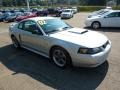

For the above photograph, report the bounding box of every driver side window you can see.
[106,12,119,18]
[18,20,43,35]
[24,21,38,32]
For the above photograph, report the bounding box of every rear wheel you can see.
[11,36,20,48]
[51,47,71,68]
[92,21,101,29]
[3,19,6,22]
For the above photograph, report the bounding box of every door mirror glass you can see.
[104,16,108,18]
[29,24,43,35]
[31,29,39,34]
[31,29,43,35]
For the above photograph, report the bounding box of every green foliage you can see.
[78,6,105,12]
[1,0,120,6]
[78,0,106,6]
[113,6,120,10]
[78,6,120,12]
[1,5,120,12]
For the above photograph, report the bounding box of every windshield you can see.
[63,10,71,12]
[37,19,72,34]
[97,10,109,15]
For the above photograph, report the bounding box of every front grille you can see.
[62,14,68,16]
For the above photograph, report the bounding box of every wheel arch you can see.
[49,45,71,59]
[11,33,21,42]
[49,45,72,67]
[11,34,15,38]
[91,21,101,27]
[50,45,65,56]
[10,34,21,48]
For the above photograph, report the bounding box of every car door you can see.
[117,12,120,27]
[18,20,49,55]
[103,12,120,27]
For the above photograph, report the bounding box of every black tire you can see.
[92,21,101,29]
[11,36,20,48]
[3,19,6,22]
[72,14,73,18]
[51,47,72,68]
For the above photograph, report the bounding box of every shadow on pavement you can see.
[84,27,120,32]
[0,44,109,90]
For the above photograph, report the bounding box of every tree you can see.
[1,0,116,6]
[87,0,106,6]
[3,0,13,6]
[79,0,106,6]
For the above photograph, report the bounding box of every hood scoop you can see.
[68,30,88,34]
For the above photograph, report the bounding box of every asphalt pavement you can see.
[0,13,120,90]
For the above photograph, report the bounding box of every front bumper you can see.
[85,19,92,27]
[71,43,111,67]
[61,15,71,19]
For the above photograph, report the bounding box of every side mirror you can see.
[104,16,108,18]
[32,29,43,35]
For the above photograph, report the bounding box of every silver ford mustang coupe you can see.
[9,17,111,68]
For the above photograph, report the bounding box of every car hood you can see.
[49,28,108,48]
[61,12,71,14]
[88,15,102,19]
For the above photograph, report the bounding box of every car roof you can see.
[100,10,120,16]
[26,17,57,21]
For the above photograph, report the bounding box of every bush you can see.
[113,6,120,10]
[78,6,120,12]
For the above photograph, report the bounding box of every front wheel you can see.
[92,21,101,29]
[51,47,71,68]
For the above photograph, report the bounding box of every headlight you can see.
[88,15,92,18]
[66,14,70,16]
[78,47,103,54]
